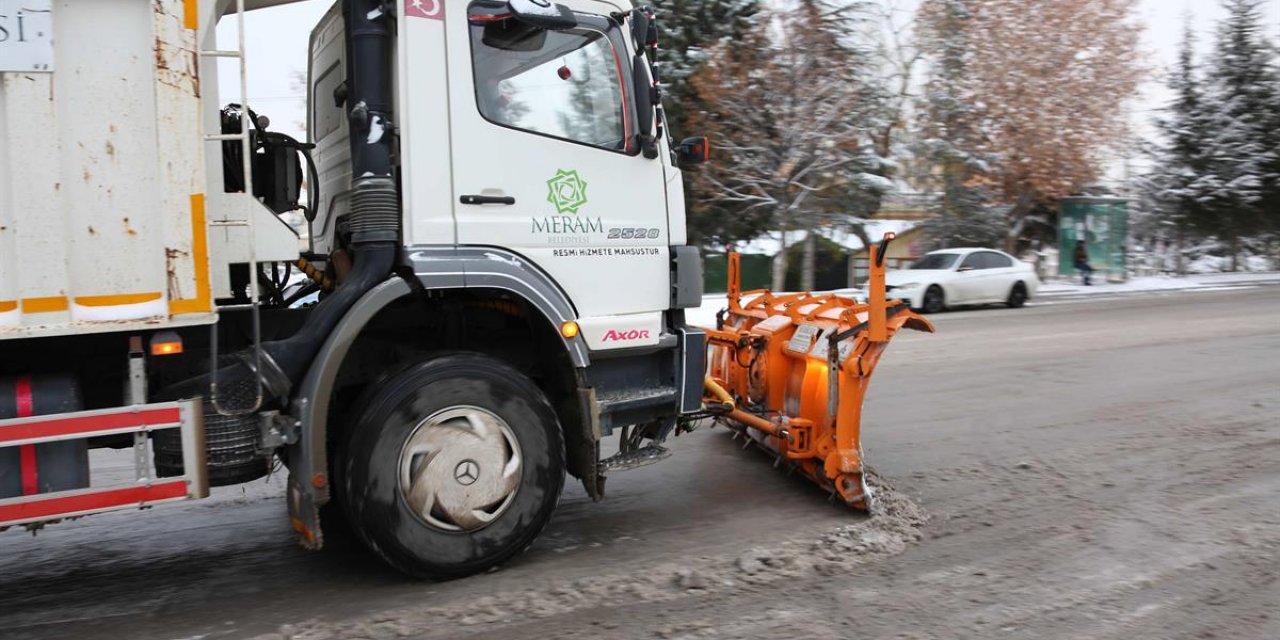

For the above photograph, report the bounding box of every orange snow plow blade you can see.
[697,234,933,508]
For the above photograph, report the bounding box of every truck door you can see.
[443,2,672,347]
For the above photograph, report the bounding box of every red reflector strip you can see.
[15,375,38,495]
[15,375,33,417]
[19,445,37,495]
[0,481,188,525]
[0,407,182,445]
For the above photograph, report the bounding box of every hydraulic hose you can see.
[296,257,334,291]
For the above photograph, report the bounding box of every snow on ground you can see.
[686,294,739,328]
[686,291,862,329]
[1041,271,1280,296]
[684,270,1280,328]
[1185,254,1275,274]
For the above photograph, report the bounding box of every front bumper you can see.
[887,287,923,309]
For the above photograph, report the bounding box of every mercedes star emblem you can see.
[454,459,480,486]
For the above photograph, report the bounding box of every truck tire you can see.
[340,354,565,579]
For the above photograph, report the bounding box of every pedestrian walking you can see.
[1074,240,1094,286]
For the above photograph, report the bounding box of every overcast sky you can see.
[224,0,1280,176]
[1137,0,1280,120]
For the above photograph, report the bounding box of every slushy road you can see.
[1,286,1277,640]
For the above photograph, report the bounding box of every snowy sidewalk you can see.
[1039,271,1280,299]
[686,272,1280,325]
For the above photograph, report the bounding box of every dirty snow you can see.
[253,475,928,640]
[4,291,1279,640]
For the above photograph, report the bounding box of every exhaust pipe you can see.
[163,0,398,408]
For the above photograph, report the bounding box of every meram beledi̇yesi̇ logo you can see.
[546,169,588,214]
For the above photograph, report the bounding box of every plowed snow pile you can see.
[258,475,928,640]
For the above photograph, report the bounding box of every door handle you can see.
[460,194,515,205]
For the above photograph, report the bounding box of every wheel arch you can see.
[286,250,594,546]
[927,282,948,307]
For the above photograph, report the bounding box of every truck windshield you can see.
[911,253,961,270]
[469,9,632,153]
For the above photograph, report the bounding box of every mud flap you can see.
[288,471,323,550]
[568,385,605,500]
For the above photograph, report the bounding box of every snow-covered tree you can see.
[916,0,1002,249]
[647,0,762,249]
[687,2,890,290]
[1141,21,1212,273]
[866,1,924,164]
[858,0,939,199]
[1190,0,1279,270]
[649,0,759,138]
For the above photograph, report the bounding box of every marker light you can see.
[150,330,184,356]
[561,321,580,339]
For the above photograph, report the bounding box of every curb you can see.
[1038,278,1280,301]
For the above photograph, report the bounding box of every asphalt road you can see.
[1,286,1277,640]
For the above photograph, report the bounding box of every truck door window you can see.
[469,6,632,153]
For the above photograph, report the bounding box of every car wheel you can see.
[340,353,565,579]
[922,285,946,314]
[1006,281,1028,308]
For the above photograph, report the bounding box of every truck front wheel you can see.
[340,354,565,579]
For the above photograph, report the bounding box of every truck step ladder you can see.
[199,0,265,415]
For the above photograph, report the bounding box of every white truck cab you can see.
[311,0,687,349]
[0,0,706,579]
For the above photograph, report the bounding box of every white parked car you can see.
[883,248,1040,313]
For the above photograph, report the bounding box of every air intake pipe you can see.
[163,0,398,408]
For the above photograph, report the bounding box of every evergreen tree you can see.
[647,0,761,247]
[1259,10,1280,259]
[649,0,759,139]
[1193,0,1279,270]
[1144,22,1213,273]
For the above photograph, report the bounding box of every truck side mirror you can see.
[507,0,578,31]
[632,56,658,159]
[629,9,649,50]
[676,136,710,166]
[254,138,303,214]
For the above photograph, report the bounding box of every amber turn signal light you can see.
[149,330,184,356]
[560,321,580,339]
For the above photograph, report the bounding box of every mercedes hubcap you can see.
[398,406,522,532]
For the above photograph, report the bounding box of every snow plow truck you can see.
[0,0,931,578]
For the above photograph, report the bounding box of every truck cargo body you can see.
[0,0,299,340]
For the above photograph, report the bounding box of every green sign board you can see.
[1059,197,1129,281]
